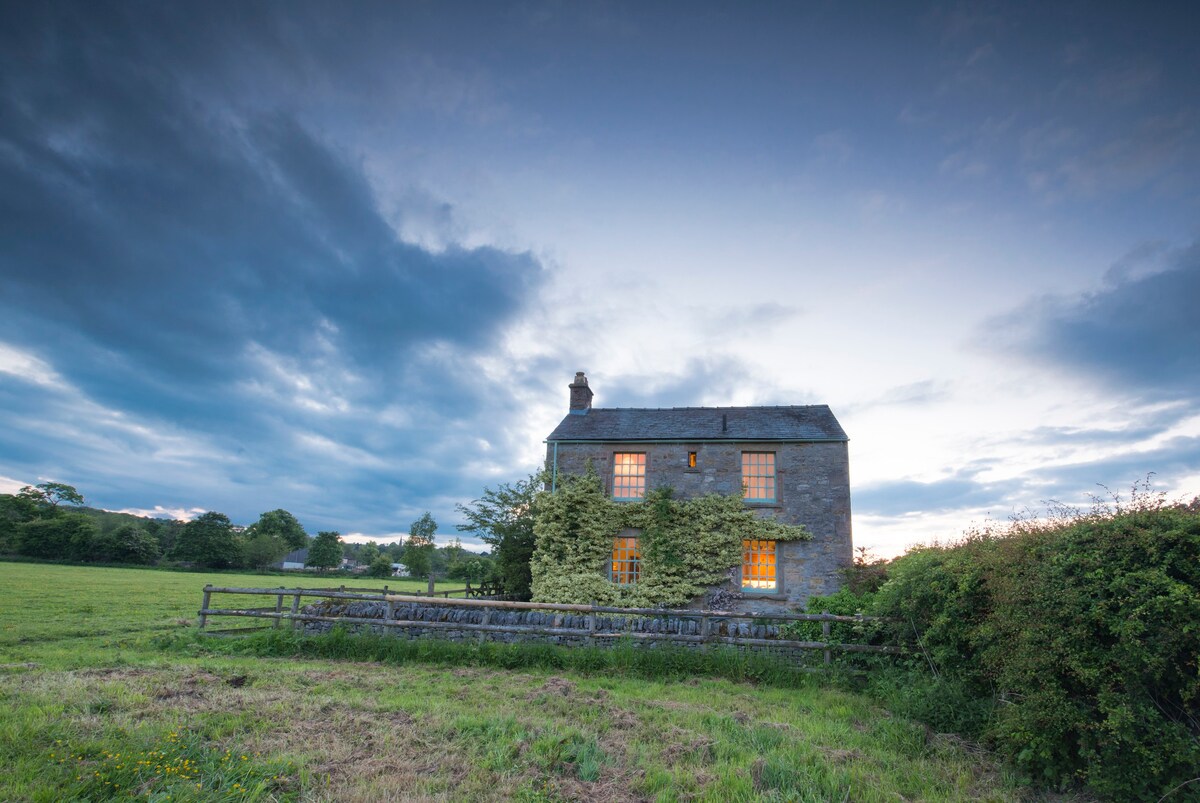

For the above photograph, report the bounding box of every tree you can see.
[457,474,542,600]
[306,530,343,572]
[447,555,491,583]
[400,512,437,578]
[0,493,42,553]
[358,541,380,567]
[172,511,242,569]
[17,513,98,560]
[18,482,85,512]
[244,509,308,551]
[366,553,394,578]
[243,532,289,571]
[94,524,161,564]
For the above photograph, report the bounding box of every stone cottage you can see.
[544,372,853,611]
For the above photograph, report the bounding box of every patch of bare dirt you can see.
[527,676,577,699]
[820,747,865,765]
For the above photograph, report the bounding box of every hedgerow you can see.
[850,494,1200,800]
[530,467,809,607]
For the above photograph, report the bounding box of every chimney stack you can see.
[569,371,593,413]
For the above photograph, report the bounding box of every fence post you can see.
[479,607,490,644]
[199,585,212,630]
[273,588,285,628]
[822,611,832,665]
[427,573,436,595]
[700,615,709,652]
[588,600,598,642]
[289,591,302,632]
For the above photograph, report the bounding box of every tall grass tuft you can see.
[192,626,819,689]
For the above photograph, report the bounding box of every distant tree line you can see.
[0,483,504,583]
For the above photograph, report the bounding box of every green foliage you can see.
[366,553,394,578]
[170,511,241,569]
[17,513,99,560]
[401,512,437,578]
[18,482,85,511]
[866,498,1200,800]
[93,523,161,565]
[306,530,343,572]
[0,492,42,552]
[243,532,290,571]
[531,468,810,608]
[457,473,543,600]
[245,508,308,551]
[447,555,491,583]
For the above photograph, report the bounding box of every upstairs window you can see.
[742,452,776,502]
[742,539,777,591]
[612,453,646,500]
[611,536,640,584]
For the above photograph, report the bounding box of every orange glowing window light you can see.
[611,536,640,584]
[741,539,777,591]
[612,453,646,499]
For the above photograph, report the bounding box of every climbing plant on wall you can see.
[530,467,810,607]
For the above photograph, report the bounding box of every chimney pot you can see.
[569,371,594,413]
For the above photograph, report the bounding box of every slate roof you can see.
[278,548,309,564]
[546,405,847,442]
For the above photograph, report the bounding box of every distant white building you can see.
[391,563,410,577]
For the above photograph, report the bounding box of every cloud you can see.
[855,470,1026,517]
[0,2,547,537]
[984,241,1200,404]
[584,357,763,410]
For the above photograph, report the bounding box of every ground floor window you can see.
[742,539,777,591]
[611,536,640,584]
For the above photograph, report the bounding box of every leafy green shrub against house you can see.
[531,468,809,608]
[849,497,1200,801]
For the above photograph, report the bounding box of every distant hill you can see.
[73,506,185,543]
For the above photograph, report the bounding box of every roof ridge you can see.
[588,404,830,412]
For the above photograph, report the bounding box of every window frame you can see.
[741,538,778,594]
[610,534,641,585]
[612,452,647,501]
[741,451,777,503]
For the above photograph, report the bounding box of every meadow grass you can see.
[0,561,1030,801]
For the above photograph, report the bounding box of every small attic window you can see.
[688,451,697,468]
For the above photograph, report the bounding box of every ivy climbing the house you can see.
[530,467,810,607]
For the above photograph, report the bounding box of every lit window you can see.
[742,452,776,501]
[688,451,697,468]
[613,453,646,499]
[611,536,640,584]
[742,539,777,591]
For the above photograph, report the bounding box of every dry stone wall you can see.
[299,600,816,661]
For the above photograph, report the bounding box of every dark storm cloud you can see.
[986,242,1200,404]
[0,2,544,533]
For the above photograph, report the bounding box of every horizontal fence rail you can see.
[197,585,901,659]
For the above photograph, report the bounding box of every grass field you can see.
[0,562,1028,801]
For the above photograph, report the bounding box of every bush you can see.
[17,514,98,561]
[867,500,1200,800]
[94,523,161,564]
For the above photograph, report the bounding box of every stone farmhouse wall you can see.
[547,439,853,611]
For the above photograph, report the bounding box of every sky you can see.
[1,1,1197,554]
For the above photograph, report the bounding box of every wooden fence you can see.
[301,580,506,600]
[197,585,900,662]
